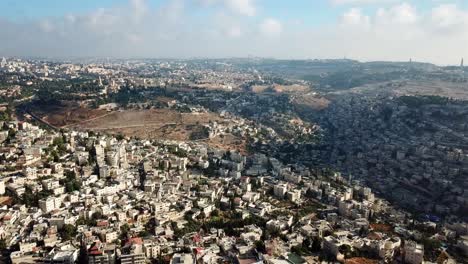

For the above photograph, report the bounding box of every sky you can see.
[0,0,467,65]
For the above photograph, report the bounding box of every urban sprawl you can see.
[0,57,467,264]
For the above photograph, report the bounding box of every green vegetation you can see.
[167,145,188,158]
[172,212,266,238]
[76,216,97,227]
[120,223,131,240]
[4,128,16,144]
[254,240,266,253]
[397,95,457,108]
[59,224,77,241]
[338,244,357,259]
[20,186,53,207]
[59,170,81,193]
[116,133,125,141]
[138,230,151,237]
[204,214,266,236]
[35,79,101,102]
[172,219,201,238]
[76,212,108,227]
[297,203,325,217]
[291,244,311,256]
[0,106,12,122]
[45,134,68,162]
[313,70,405,90]
[27,78,150,110]
[92,87,146,108]
[422,238,442,261]
[0,238,7,251]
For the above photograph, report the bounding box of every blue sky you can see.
[0,0,330,24]
[0,0,467,64]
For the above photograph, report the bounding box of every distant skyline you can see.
[0,0,467,65]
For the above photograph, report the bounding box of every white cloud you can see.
[65,14,76,24]
[330,0,398,5]
[130,0,148,22]
[38,20,55,33]
[431,4,468,30]
[259,18,282,36]
[196,0,256,16]
[323,2,466,64]
[376,3,419,24]
[341,8,370,26]
[226,25,242,37]
[126,33,143,44]
[157,0,185,24]
[212,12,245,38]
[224,0,256,16]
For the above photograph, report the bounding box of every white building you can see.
[39,197,56,213]
[23,167,38,180]
[44,248,79,264]
[143,241,160,259]
[171,253,195,264]
[287,190,301,202]
[105,231,118,243]
[404,241,424,264]
[0,180,5,195]
[273,184,288,199]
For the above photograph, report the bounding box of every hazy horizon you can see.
[2,56,462,67]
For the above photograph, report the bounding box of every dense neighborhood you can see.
[0,57,467,263]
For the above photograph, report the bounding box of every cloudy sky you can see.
[0,0,467,65]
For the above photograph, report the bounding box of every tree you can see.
[92,211,104,220]
[255,240,266,253]
[116,133,125,141]
[211,209,219,217]
[60,224,77,241]
[422,238,442,260]
[21,187,37,207]
[60,170,81,193]
[138,230,150,237]
[20,186,52,207]
[311,237,321,252]
[76,217,96,227]
[120,224,131,240]
[0,108,11,122]
[0,238,7,251]
[338,244,354,259]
